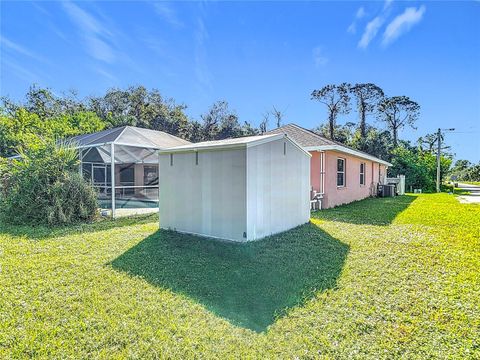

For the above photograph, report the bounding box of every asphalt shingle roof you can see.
[266,123,337,147]
[267,123,391,165]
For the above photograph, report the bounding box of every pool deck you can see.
[100,208,159,218]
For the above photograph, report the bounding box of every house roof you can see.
[159,133,311,157]
[67,126,191,149]
[267,123,338,147]
[266,123,392,166]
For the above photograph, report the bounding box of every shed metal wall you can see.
[246,138,310,240]
[159,148,247,241]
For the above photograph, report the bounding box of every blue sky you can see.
[1,1,479,162]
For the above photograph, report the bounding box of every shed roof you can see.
[266,123,392,166]
[159,133,311,157]
[67,126,190,149]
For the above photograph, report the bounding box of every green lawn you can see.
[1,194,479,358]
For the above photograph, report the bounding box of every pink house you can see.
[267,124,392,209]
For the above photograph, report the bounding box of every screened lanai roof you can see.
[69,126,191,165]
[69,126,191,149]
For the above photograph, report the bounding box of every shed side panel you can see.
[159,149,247,241]
[246,138,310,240]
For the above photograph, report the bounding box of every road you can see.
[457,182,480,204]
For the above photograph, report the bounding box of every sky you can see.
[1,1,479,162]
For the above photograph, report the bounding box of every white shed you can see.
[158,133,311,242]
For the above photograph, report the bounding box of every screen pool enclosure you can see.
[68,126,190,218]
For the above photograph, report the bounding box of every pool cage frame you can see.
[78,142,160,218]
[69,126,191,218]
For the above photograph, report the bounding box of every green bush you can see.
[389,146,452,193]
[0,142,98,226]
[441,183,454,193]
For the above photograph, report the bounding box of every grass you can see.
[1,194,479,358]
[454,187,471,195]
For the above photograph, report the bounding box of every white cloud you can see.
[94,67,118,83]
[384,0,394,10]
[194,16,212,93]
[356,0,397,48]
[312,46,328,67]
[347,23,356,34]
[2,57,43,83]
[382,5,426,46]
[347,6,367,34]
[0,36,47,63]
[62,2,116,62]
[356,7,366,19]
[154,2,184,28]
[358,16,384,49]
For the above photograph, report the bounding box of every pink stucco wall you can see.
[310,150,387,209]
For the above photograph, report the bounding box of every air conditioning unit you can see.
[382,184,396,197]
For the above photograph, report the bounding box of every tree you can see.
[89,86,191,138]
[2,85,85,119]
[0,108,104,157]
[465,163,480,182]
[388,144,452,192]
[311,83,351,140]
[271,106,284,128]
[240,121,259,137]
[377,96,420,147]
[449,160,477,181]
[314,122,356,145]
[200,101,243,140]
[417,132,450,153]
[0,109,43,157]
[350,126,394,161]
[259,112,269,134]
[350,83,384,139]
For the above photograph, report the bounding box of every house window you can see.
[119,165,134,186]
[144,165,158,185]
[360,163,365,185]
[337,158,345,187]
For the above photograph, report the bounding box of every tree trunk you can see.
[359,103,366,139]
[393,127,398,147]
[329,114,335,140]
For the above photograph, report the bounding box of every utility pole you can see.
[436,128,441,193]
[436,128,455,193]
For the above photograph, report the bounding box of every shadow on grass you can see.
[0,213,158,240]
[312,195,417,225]
[111,222,349,332]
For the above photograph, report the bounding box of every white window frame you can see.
[337,158,346,188]
[360,162,366,186]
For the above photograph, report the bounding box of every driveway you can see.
[457,183,480,204]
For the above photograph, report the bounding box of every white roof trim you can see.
[159,133,311,157]
[305,145,392,166]
[284,134,312,157]
[73,141,162,150]
[158,134,281,153]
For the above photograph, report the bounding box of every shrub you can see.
[0,141,98,226]
[441,183,454,193]
[388,146,451,193]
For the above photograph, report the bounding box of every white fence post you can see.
[399,174,405,195]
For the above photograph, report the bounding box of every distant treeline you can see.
[1,84,474,190]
